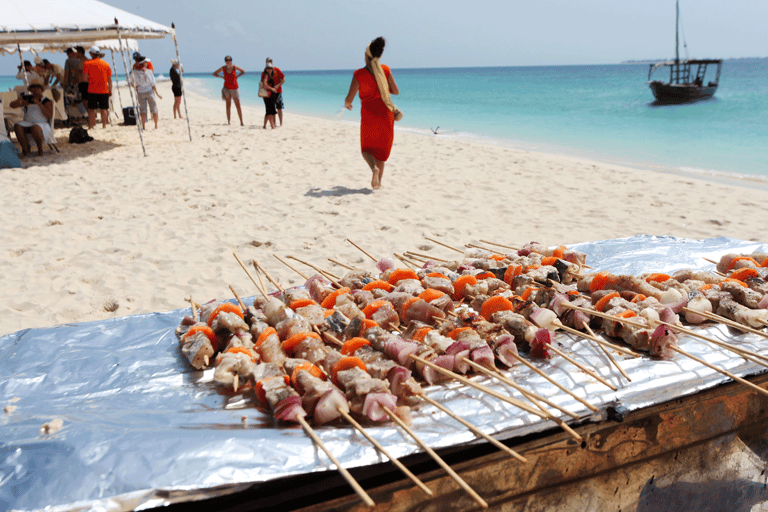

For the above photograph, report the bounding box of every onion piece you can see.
[470,346,495,369]
[650,325,678,360]
[362,392,397,422]
[313,389,348,425]
[492,334,518,367]
[530,329,554,359]
[530,307,558,330]
[274,395,307,423]
[452,349,471,374]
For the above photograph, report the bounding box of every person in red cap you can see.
[82,45,112,129]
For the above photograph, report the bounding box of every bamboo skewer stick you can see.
[287,256,342,285]
[404,251,450,263]
[505,351,599,412]
[668,346,768,398]
[253,259,283,293]
[464,359,579,420]
[465,243,504,255]
[654,320,768,367]
[228,285,247,311]
[346,238,378,262]
[338,408,433,497]
[425,236,464,254]
[273,253,309,280]
[328,258,355,271]
[478,239,519,251]
[702,257,719,266]
[251,261,273,295]
[559,302,647,330]
[682,308,768,341]
[233,252,268,298]
[394,253,419,269]
[382,408,489,509]
[582,323,632,382]
[419,395,527,462]
[545,344,618,391]
[552,313,641,356]
[296,415,375,507]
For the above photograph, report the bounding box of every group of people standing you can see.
[213,56,285,129]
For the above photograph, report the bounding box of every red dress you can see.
[353,65,395,162]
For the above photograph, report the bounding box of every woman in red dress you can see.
[344,37,401,190]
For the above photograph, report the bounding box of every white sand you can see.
[1,82,766,336]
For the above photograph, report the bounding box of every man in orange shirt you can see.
[82,46,113,129]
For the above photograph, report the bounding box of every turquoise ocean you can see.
[4,59,767,180]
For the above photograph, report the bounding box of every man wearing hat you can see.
[9,78,54,156]
[82,46,112,129]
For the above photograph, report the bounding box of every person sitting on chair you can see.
[9,78,54,157]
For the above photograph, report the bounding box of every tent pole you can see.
[110,50,123,111]
[17,44,28,85]
[116,23,147,157]
[171,23,192,142]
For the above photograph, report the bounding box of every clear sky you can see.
[2,0,766,74]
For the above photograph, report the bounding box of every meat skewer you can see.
[682,307,768,340]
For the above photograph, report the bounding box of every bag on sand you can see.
[68,126,93,144]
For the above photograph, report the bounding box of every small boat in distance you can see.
[647,1,722,104]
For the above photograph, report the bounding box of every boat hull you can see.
[649,81,718,104]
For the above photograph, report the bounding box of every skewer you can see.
[463,359,580,420]
[233,252,268,298]
[560,303,648,330]
[505,351,599,413]
[404,251,450,263]
[702,257,719,266]
[402,252,429,263]
[273,253,309,280]
[545,344,618,391]
[465,243,504,256]
[552,313,641,356]
[419,395,527,462]
[253,259,283,293]
[667,346,768,398]
[187,296,199,321]
[654,320,768,367]
[328,258,355,271]
[228,285,247,311]
[346,238,378,262]
[287,256,342,286]
[582,323,632,382]
[337,408,433,497]
[251,260,273,295]
[382,408,489,509]
[394,253,419,269]
[424,236,464,254]
[682,308,768,341]
[478,239,519,251]
[296,415,375,507]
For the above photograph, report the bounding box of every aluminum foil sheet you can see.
[2,235,768,512]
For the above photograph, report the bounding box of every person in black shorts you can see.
[170,59,183,119]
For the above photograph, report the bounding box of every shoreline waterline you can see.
[184,78,768,193]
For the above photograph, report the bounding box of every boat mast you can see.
[675,0,680,64]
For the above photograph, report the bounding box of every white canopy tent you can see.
[0,0,190,154]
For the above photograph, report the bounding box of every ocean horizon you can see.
[3,59,767,183]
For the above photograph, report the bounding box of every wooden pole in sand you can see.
[171,23,193,142]
[109,50,123,111]
[115,20,147,157]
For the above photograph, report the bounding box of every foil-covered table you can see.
[2,236,767,512]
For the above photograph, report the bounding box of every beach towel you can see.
[0,139,21,168]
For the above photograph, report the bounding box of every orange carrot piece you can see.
[226,346,257,362]
[475,271,496,280]
[490,254,506,261]
[282,332,321,354]
[503,265,522,285]
[727,256,759,271]
[552,246,567,258]
[340,337,371,355]
[452,275,478,300]
[617,310,638,319]
[589,271,611,293]
[418,288,446,303]
[426,272,450,279]
[291,362,326,392]
[207,302,244,327]
[256,327,278,349]
[359,318,378,336]
[645,273,671,283]
[288,299,317,310]
[721,278,747,287]
[332,357,367,386]
[595,292,620,312]
[730,268,759,282]
[520,287,537,301]
[323,309,336,318]
[524,264,541,273]
[630,294,647,303]
[182,325,219,352]
[412,327,433,342]
[362,299,390,319]
[362,280,393,292]
[446,327,472,340]
[388,268,420,285]
[699,283,715,291]
[540,256,559,267]
[401,297,421,317]
[320,287,351,309]
[479,295,515,321]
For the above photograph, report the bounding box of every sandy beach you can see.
[1,81,766,337]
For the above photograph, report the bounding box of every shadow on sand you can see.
[305,186,372,198]
[11,129,121,169]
